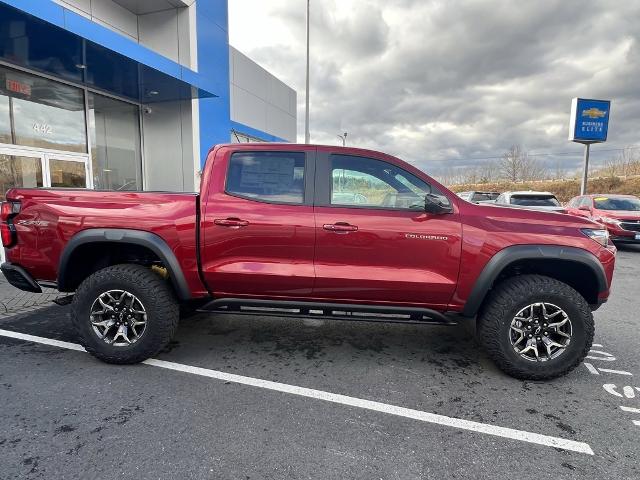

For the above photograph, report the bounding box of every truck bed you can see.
[4,188,207,297]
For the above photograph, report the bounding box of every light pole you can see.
[304,0,310,144]
[337,132,347,146]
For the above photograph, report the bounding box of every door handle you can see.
[214,218,249,227]
[323,222,358,232]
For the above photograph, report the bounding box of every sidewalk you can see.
[0,276,63,317]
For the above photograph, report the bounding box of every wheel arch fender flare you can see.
[461,244,607,317]
[58,228,191,300]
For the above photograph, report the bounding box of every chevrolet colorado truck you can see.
[1,144,616,379]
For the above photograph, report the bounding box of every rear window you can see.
[510,195,560,207]
[470,192,499,202]
[226,151,305,204]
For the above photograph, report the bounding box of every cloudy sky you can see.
[229,0,640,177]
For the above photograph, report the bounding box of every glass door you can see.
[44,153,92,189]
[0,146,45,199]
[0,146,90,198]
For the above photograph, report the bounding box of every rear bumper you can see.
[1,263,42,293]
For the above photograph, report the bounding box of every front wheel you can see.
[478,274,594,380]
[71,264,179,364]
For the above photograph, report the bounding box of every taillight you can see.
[1,201,20,248]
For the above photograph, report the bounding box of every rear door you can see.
[312,151,462,308]
[200,146,316,298]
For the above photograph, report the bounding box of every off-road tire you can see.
[478,274,594,380]
[71,264,179,364]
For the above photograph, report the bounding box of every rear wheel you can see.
[71,264,179,364]
[478,274,594,380]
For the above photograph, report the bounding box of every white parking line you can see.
[0,328,595,455]
[597,367,634,376]
[620,406,640,414]
[584,362,600,375]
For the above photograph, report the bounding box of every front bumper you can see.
[604,224,640,243]
[611,235,640,244]
[1,263,42,293]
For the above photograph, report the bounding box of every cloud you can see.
[229,0,640,178]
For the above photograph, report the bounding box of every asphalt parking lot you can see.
[1,245,639,479]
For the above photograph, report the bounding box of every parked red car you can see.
[1,144,616,380]
[566,194,640,244]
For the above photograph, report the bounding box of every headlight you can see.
[581,228,609,247]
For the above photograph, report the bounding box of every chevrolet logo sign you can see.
[582,107,607,119]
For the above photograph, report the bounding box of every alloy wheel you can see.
[90,290,147,347]
[508,302,572,362]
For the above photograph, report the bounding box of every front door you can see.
[313,152,462,309]
[200,146,316,298]
[0,145,91,196]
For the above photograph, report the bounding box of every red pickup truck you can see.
[1,144,616,379]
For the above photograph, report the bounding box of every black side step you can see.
[197,298,458,325]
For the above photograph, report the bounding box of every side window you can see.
[496,194,505,203]
[226,151,305,204]
[329,154,440,209]
[567,197,578,208]
[579,197,592,208]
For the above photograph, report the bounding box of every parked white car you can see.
[494,191,566,213]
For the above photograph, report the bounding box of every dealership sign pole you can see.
[569,98,611,195]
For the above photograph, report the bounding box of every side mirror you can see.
[424,193,453,215]
[578,205,591,212]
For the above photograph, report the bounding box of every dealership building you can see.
[0,0,297,195]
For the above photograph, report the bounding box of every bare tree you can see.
[499,145,525,182]
[601,147,640,178]
[462,166,480,185]
[619,147,639,176]
[479,160,500,183]
[521,155,547,181]
[498,145,548,182]
[552,158,566,180]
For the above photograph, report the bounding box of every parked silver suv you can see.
[494,191,565,213]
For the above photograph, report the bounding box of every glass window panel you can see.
[594,196,640,211]
[49,159,86,188]
[0,66,86,153]
[89,93,142,191]
[510,195,560,207]
[330,155,435,209]
[579,197,593,208]
[0,95,10,144]
[0,154,43,200]
[226,152,305,204]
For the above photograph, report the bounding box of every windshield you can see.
[510,195,560,207]
[471,192,499,201]
[594,196,640,211]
